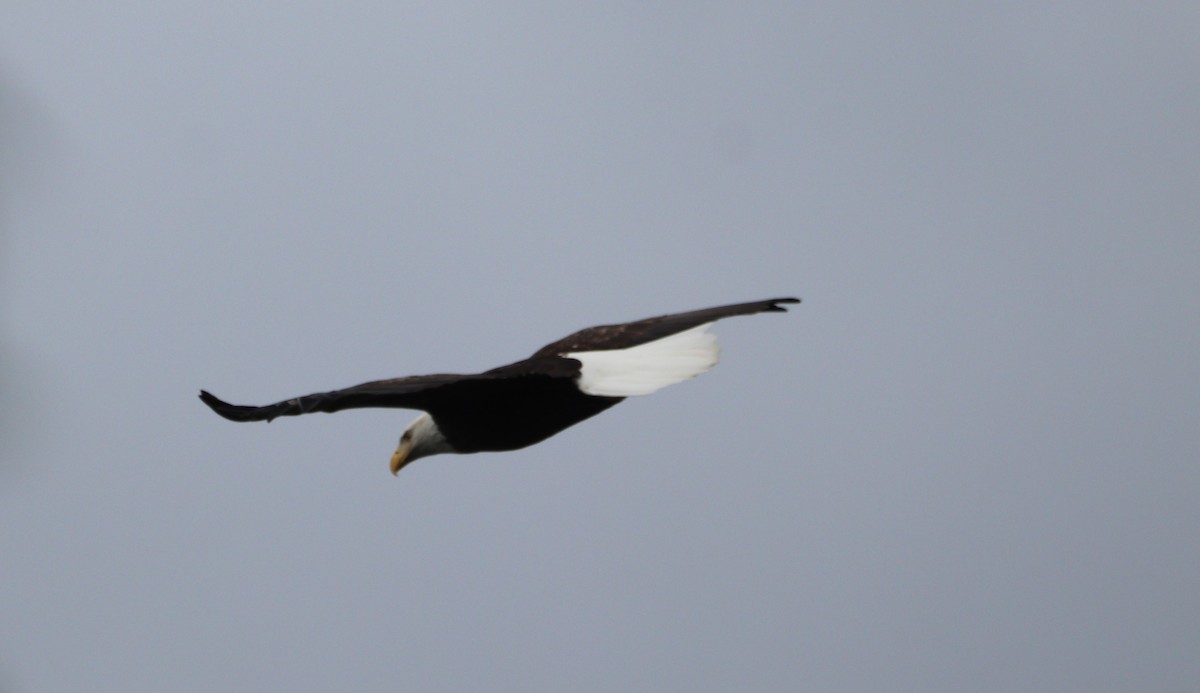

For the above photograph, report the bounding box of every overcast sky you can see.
[2,3,1197,691]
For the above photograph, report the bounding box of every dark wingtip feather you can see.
[199,389,235,418]
[765,297,801,311]
[198,389,224,409]
[199,389,272,422]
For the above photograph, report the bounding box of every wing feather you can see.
[532,297,799,357]
[198,373,473,422]
[198,357,586,423]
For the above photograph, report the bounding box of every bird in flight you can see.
[200,297,799,474]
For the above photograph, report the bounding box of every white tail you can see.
[568,323,720,397]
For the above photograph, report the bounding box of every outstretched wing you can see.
[532,297,800,357]
[199,356,587,423]
[198,373,477,422]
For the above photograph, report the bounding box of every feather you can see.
[568,323,719,397]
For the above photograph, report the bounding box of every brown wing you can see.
[531,297,800,357]
[198,356,586,423]
[198,374,471,422]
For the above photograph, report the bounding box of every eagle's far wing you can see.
[532,297,799,357]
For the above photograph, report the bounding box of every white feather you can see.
[567,323,720,397]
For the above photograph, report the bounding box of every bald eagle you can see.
[200,297,799,474]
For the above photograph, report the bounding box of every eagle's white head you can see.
[390,413,454,474]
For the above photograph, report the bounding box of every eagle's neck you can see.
[407,413,455,460]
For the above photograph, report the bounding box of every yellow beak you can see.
[390,438,413,476]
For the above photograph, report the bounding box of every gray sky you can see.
[2,3,1197,691]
